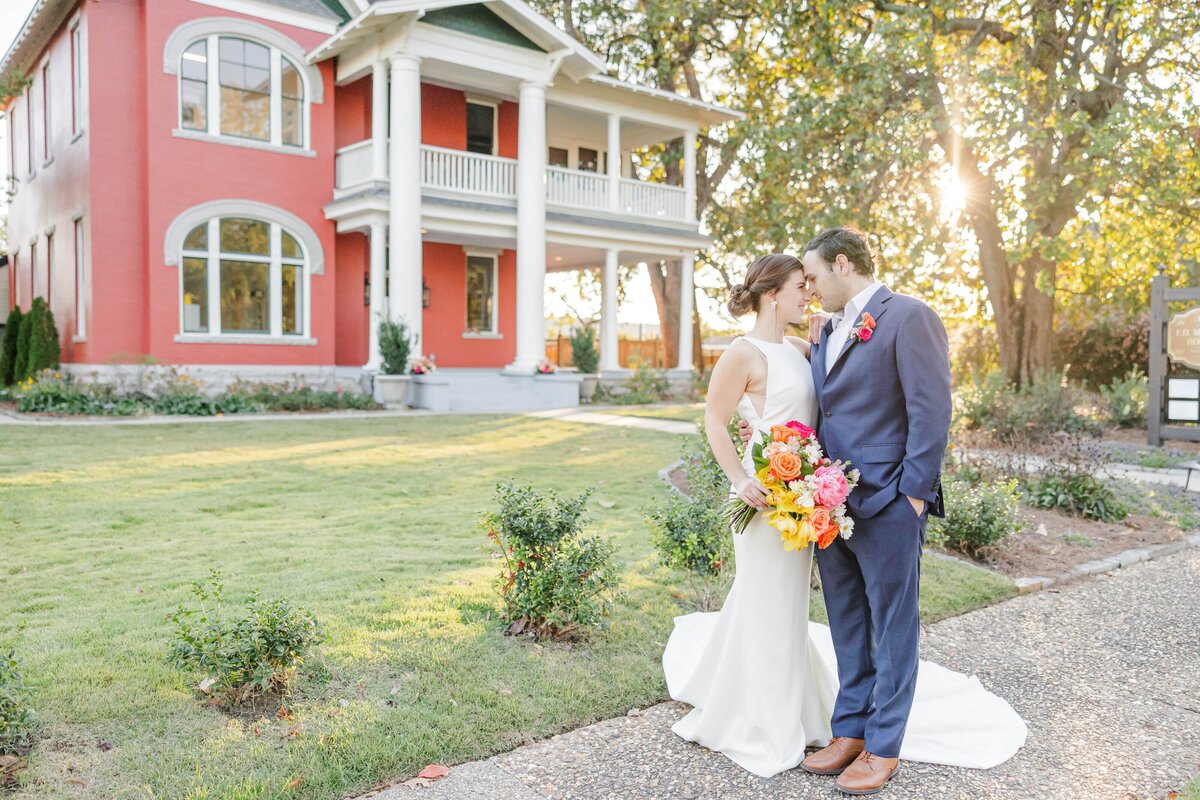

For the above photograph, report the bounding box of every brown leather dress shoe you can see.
[800,736,866,775]
[835,751,901,795]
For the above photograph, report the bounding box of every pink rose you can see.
[857,327,873,342]
[810,465,850,507]
[785,420,817,439]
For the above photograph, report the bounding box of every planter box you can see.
[375,374,411,406]
[580,374,599,403]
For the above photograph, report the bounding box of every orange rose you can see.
[809,508,831,535]
[861,311,876,330]
[769,451,803,482]
[770,424,800,443]
[816,524,839,549]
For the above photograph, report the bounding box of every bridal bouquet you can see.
[725,420,860,551]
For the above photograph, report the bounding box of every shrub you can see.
[646,428,735,610]
[482,482,620,640]
[225,380,376,412]
[378,319,414,376]
[1099,368,1148,428]
[23,298,60,380]
[954,369,1102,443]
[1021,473,1130,522]
[1054,314,1149,390]
[927,476,1023,557]
[0,646,34,757]
[568,324,599,374]
[13,306,33,384]
[168,570,326,705]
[0,307,22,387]
[608,359,670,404]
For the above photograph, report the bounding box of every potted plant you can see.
[569,323,600,402]
[376,319,414,405]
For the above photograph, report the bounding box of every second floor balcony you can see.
[334,141,693,224]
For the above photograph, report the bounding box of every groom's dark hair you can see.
[803,227,876,276]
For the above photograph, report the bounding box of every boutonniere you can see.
[851,312,876,342]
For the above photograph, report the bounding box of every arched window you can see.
[166,19,322,152]
[179,216,309,339]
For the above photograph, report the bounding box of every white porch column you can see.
[388,53,423,356]
[371,60,388,182]
[677,252,695,371]
[364,222,387,370]
[507,81,548,373]
[683,129,697,221]
[606,113,621,212]
[601,248,620,372]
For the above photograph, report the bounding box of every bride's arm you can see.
[705,344,770,510]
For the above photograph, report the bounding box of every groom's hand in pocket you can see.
[738,418,753,445]
[907,496,926,517]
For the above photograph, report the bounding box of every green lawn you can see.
[1186,775,1200,800]
[1,416,1013,799]
[594,402,705,423]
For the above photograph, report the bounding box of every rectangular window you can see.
[220,259,270,333]
[71,22,83,135]
[41,62,51,162]
[465,254,497,334]
[466,102,495,155]
[29,243,37,299]
[7,108,15,184]
[280,58,303,147]
[74,219,86,337]
[219,38,271,142]
[45,233,53,304]
[25,85,34,176]
[10,254,17,310]
[578,147,599,172]
[282,263,302,335]
[548,146,569,167]
[182,256,209,333]
[181,40,208,131]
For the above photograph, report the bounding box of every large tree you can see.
[726,0,1200,383]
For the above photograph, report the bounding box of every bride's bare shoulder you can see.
[784,336,811,357]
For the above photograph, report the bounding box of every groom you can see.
[742,227,951,794]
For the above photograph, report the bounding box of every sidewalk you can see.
[366,548,1200,800]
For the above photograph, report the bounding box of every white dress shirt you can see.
[825,280,884,375]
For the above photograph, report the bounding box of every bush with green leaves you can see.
[0,645,34,757]
[1099,368,1148,428]
[378,319,415,375]
[1021,473,1130,522]
[11,298,60,384]
[607,358,670,404]
[954,369,1102,442]
[927,476,1023,557]
[568,324,599,374]
[168,570,326,705]
[482,482,620,640]
[646,428,735,610]
[0,307,22,387]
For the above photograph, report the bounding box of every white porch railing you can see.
[546,166,610,211]
[619,178,688,221]
[333,141,692,223]
[421,145,517,197]
[335,139,374,191]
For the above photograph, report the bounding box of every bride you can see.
[661,253,1026,781]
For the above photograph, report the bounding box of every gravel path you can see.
[369,549,1200,800]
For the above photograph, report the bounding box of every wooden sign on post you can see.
[1148,265,1200,446]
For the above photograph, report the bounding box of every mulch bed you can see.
[947,507,1189,579]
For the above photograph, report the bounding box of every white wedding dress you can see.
[662,335,1027,778]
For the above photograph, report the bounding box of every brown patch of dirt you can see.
[667,464,690,495]
[951,507,1187,578]
[1106,427,1200,452]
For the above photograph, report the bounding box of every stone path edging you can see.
[1013,532,1200,593]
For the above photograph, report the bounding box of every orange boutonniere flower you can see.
[851,312,876,343]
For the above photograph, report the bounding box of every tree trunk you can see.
[1017,255,1057,384]
[647,259,681,369]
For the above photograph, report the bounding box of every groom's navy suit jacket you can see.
[809,286,951,520]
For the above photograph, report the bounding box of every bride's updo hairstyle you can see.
[727,253,803,318]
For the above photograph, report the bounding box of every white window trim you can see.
[465,98,499,157]
[74,217,87,341]
[167,201,323,344]
[39,57,51,167]
[464,250,500,336]
[69,11,86,139]
[25,83,35,179]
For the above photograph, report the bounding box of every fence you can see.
[544,337,721,370]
